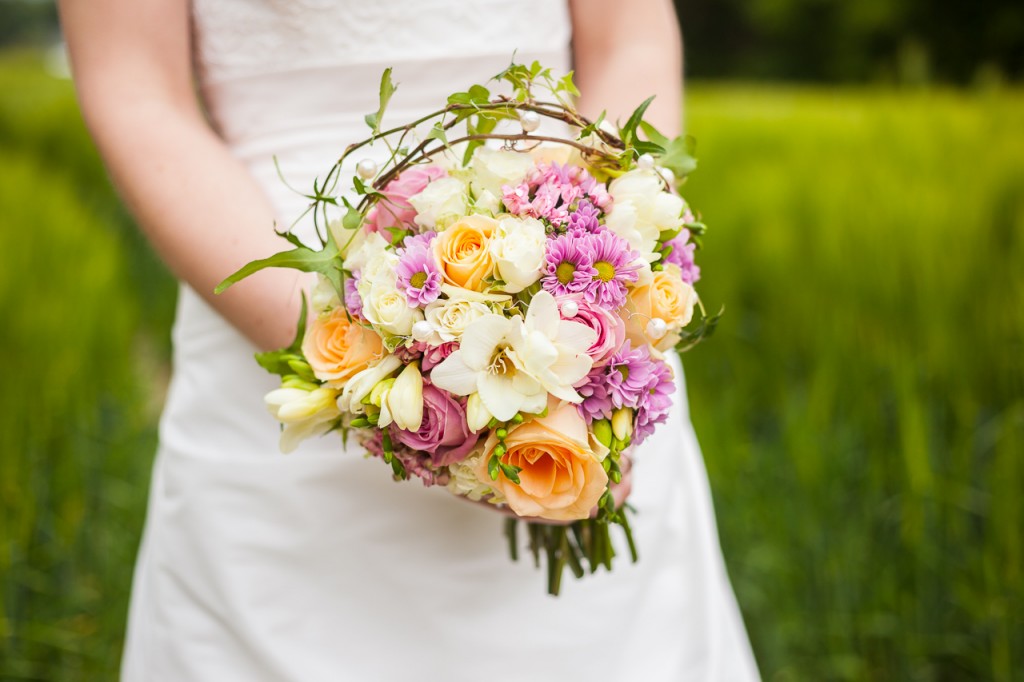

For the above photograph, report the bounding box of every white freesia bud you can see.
[339,354,403,413]
[264,386,340,453]
[408,176,468,229]
[606,169,684,259]
[469,147,534,198]
[385,363,424,431]
[612,407,634,441]
[466,393,494,433]
[473,189,501,216]
[490,216,546,293]
[341,230,389,272]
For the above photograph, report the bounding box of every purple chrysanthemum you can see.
[577,230,641,308]
[566,200,602,235]
[605,341,652,409]
[662,229,701,284]
[542,234,596,296]
[633,356,675,445]
[401,231,436,252]
[344,271,365,320]
[574,366,614,422]
[395,246,441,307]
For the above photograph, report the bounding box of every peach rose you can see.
[623,263,697,351]
[302,308,384,387]
[433,214,497,291]
[478,400,609,522]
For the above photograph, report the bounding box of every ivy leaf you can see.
[341,198,363,231]
[659,135,699,180]
[557,70,580,97]
[215,238,341,294]
[426,122,449,147]
[675,305,724,353]
[253,292,309,376]
[364,67,397,135]
[620,95,655,145]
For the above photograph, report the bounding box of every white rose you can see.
[473,189,501,216]
[408,176,469,229]
[424,297,492,342]
[489,216,546,293]
[606,169,684,259]
[362,280,423,337]
[470,147,534,198]
[341,230,388,273]
[310,274,341,313]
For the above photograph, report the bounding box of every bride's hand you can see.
[463,454,634,525]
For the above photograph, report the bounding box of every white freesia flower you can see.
[489,216,546,293]
[265,384,340,453]
[429,314,548,421]
[430,292,596,420]
[378,362,424,431]
[424,297,493,343]
[339,354,403,414]
[605,169,685,259]
[341,230,388,273]
[310,274,341,313]
[516,291,596,402]
[409,176,469,229]
[473,189,501,216]
[470,147,534,198]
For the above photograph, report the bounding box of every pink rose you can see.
[420,341,457,371]
[366,166,448,237]
[558,294,626,367]
[391,381,478,467]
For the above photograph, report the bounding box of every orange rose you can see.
[478,400,608,522]
[302,308,383,387]
[623,264,697,351]
[433,214,497,291]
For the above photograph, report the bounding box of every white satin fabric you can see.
[120,1,759,679]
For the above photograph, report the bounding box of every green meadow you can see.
[2,51,1021,680]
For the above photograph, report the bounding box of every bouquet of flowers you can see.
[218,62,718,595]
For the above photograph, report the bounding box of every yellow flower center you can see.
[410,271,427,288]
[594,261,616,282]
[556,261,576,284]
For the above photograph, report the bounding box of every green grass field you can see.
[1,51,1021,680]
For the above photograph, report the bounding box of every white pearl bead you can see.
[411,320,433,341]
[356,158,378,180]
[560,300,579,318]
[657,167,676,186]
[646,317,668,340]
[520,111,541,133]
[637,153,655,170]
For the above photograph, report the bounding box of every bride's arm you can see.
[59,0,304,352]
[569,0,684,137]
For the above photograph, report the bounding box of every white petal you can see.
[556,319,598,353]
[477,372,523,422]
[389,363,424,431]
[460,314,514,369]
[428,351,478,396]
[525,290,559,337]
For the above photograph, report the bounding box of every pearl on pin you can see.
[411,320,434,342]
[356,158,378,180]
[520,111,541,133]
[560,300,579,318]
[645,317,668,340]
[637,153,655,171]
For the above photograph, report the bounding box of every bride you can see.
[59,0,759,679]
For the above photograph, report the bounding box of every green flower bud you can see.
[593,419,613,448]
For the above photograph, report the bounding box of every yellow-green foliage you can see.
[1,49,1021,680]
[683,85,1024,680]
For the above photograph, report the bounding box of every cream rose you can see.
[432,214,498,291]
[477,400,609,522]
[302,308,384,387]
[424,297,492,343]
[470,147,535,198]
[605,169,685,259]
[623,264,697,351]
[489,216,546,293]
[408,176,469,229]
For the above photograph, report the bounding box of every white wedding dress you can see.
[120,1,759,680]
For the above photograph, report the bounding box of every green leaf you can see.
[365,67,397,135]
[675,305,724,353]
[253,292,309,377]
[659,135,699,180]
[621,95,656,144]
[341,198,363,231]
[426,122,449,147]
[215,238,341,294]
[275,227,305,249]
[638,120,670,148]
[557,71,580,97]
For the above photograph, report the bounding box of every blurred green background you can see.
[2,1,1022,679]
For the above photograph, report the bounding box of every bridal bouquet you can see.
[218,62,718,595]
